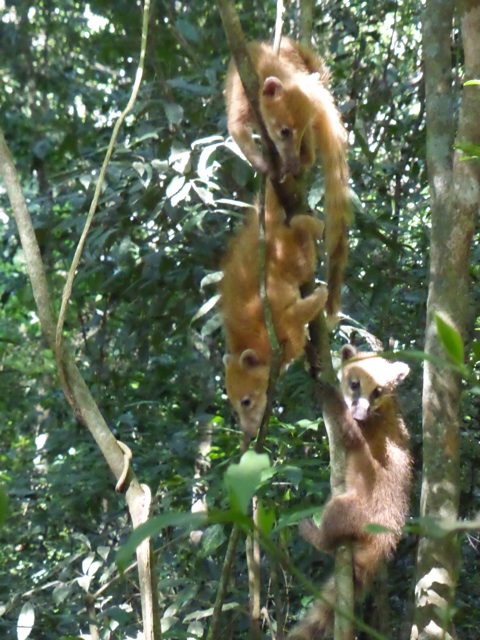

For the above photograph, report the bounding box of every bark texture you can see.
[411,0,479,638]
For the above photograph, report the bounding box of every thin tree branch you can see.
[305,314,354,640]
[247,497,262,640]
[273,0,285,54]
[56,0,151,357]
[298,0,314,44]
[206,525,242,640]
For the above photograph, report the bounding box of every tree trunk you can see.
[410,0,478,638]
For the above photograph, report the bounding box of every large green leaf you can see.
[224,451,271,515]
[435,314,464,366]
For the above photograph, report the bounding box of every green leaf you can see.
[454,142,480,159]
[164,102,184,126]
[276,505,324,531]
[464,79,480,86]
[256,501,275,535]
[363,523,394,534]
[435,314,464,365]
[116,512,206,572]
[224,451,271,515]
[200,524,227,557]
[0,485,8,526]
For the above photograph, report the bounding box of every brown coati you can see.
[289,344,412,638]
[220,182,327,439]
[224,37,350,323]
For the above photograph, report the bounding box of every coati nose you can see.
[352,398,370,422]
[285,159,301,176]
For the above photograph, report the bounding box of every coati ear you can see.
[391,361,410,386]
[239,348,262,369]
[263,76,284,98]
[341,344,358,362]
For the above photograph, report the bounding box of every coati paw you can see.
[299,517,327,551]
[312,285,329,310]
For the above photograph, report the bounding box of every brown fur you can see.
[225,37,351,322]
[290,345,412,639]
[220,183,328,438]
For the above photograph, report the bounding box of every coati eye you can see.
[280,127,292,139]
[240,397,252,408]
[371,387,382,401]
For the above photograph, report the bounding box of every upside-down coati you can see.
[220,183,327,438]
[289,344,412,638]
[225,37,351,323]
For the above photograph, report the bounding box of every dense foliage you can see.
[0,1,478,639]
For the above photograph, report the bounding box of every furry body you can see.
[225,37,351,321]
[290,345,412,638]
[220,185,327,438]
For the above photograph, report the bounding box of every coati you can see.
[220,183,328,439]
[289,344,412,638]
[225,37,351,322]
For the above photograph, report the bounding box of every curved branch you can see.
[55,0,151,356]
[0,126,162,640]
[0,42,161,638]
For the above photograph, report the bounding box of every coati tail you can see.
[288,557,379,640]
[325,216,349,323]
[288,577,335,640]
[308,80,351,324]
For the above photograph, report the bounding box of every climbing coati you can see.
[289,344,412,638]
[225,37,350,323]
[220,183,327,439]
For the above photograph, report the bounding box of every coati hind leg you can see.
[300,491,365,552]
[285,285,328,326]
[289,214,325,241]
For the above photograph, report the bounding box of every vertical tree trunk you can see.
[411,0,478,638]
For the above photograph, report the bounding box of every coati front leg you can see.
[323,389,365,449]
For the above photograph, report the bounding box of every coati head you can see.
[223,349,269,439]
[261,76,314,176]
[340,344,410,422]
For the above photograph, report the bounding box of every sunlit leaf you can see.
[17,602,35,640]
[191,294,220,323]
[166,174,186,199]
[435,314,464,365]
[200,271,223,288]
[224,451,271,515]
[81,553,96,576]
[183,601,240,622]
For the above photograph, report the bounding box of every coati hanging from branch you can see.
[289,344,412,639]
[220,182,328,439]
[225,37,351,324]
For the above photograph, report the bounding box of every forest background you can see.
[0,0,478,639]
